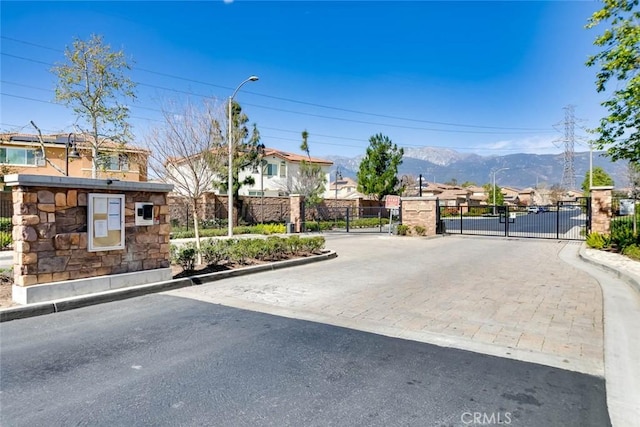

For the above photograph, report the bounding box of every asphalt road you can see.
[0,293,609,427]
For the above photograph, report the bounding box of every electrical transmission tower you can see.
[555,105,577,191]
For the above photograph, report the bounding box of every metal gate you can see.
[319,206,399,233]
[439,198,590,240]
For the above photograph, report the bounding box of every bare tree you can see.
[52,34,136,178]
[146,98,226,264]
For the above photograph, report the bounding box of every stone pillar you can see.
[5,174,174,304]
[590,186,613,235]
[289,194,305,233]
[400,197,438,236]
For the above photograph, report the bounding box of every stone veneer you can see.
[5,174,173,302]
[590,186,614,235]
[400,197,438,236]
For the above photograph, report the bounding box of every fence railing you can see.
[1,191,13,251]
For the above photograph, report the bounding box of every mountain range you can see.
[325,147,630,190]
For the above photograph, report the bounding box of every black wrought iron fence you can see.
[441,200,589,240]
[611,196,640,237]
[1,191,12,250]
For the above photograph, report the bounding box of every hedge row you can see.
[171,235,326,272]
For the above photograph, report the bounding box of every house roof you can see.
[1,132,149,154]
[263,147,333,166]
[330,176,357,188]
[168,146,333,167]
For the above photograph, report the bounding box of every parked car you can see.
[527,206,548,214]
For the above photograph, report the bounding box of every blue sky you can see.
[1,1,608,159]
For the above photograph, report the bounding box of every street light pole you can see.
[491,167,509,215]
[589,140,593,193]
[228,76,259,237]
[65,133,80,176]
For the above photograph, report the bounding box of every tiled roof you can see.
[1,132,149,154]
[263,147,332,165]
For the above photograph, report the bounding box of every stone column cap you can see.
[4,174,173,193]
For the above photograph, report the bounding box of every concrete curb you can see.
[0,251,337,323]
[578,245,640,296]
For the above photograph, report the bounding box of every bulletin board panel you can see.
[88,193,125,252]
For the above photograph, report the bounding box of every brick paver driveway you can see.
[166,234,604,375]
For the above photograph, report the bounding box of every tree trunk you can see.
[191,200,202,265]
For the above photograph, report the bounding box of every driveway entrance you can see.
[166,234,604,376]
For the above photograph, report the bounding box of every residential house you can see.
[0,133,149,181]
[239,147,332,197]
[326,176,366,199]
[421,183,484,208]
[501,186,521,206]
[517,187,536,206]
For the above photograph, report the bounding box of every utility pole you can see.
[419,174,423,197]
[554,105,577,192]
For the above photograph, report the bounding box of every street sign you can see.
[385,195,401,209]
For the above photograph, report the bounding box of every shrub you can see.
[396,224,409,236]
[285,235,303,255]
[254,223,286,235]
[301,236,325,254]
[622,244,640,261]
[227,239,257,265]
[200,238,231,266]
[586,232,608,249]
[413,225,426,236]
[264,236,287,260]
[610,220,636,250]
[0,231,11,250]
[171,243,196,271]
[0,217,11,232]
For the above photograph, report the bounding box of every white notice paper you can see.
[108,199,121,215]
[108,215,121,230]
[94,220,108,237]
[94,198,108,214]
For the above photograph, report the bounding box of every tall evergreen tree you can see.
[357,133,404,201]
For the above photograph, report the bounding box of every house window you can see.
[280,161,286,178]
[265,163,278,177]
[0,147,44,166]
[98,153,129,171]
[248,190,264,196]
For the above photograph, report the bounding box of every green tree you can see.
[582,166,615,194]
[483,183,504,206]
[216,101,261,220]
[461,181,476,188]
[52,34,136,178]
[357,133,404,201]
[445,178,458,186]
[585,0,640,162]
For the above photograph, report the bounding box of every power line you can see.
[1,36,556,132]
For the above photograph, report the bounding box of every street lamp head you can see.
[248,75,259,82]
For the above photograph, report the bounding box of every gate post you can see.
[400,197,438,236]
[289,194,305,233]
[590,186,614,235]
